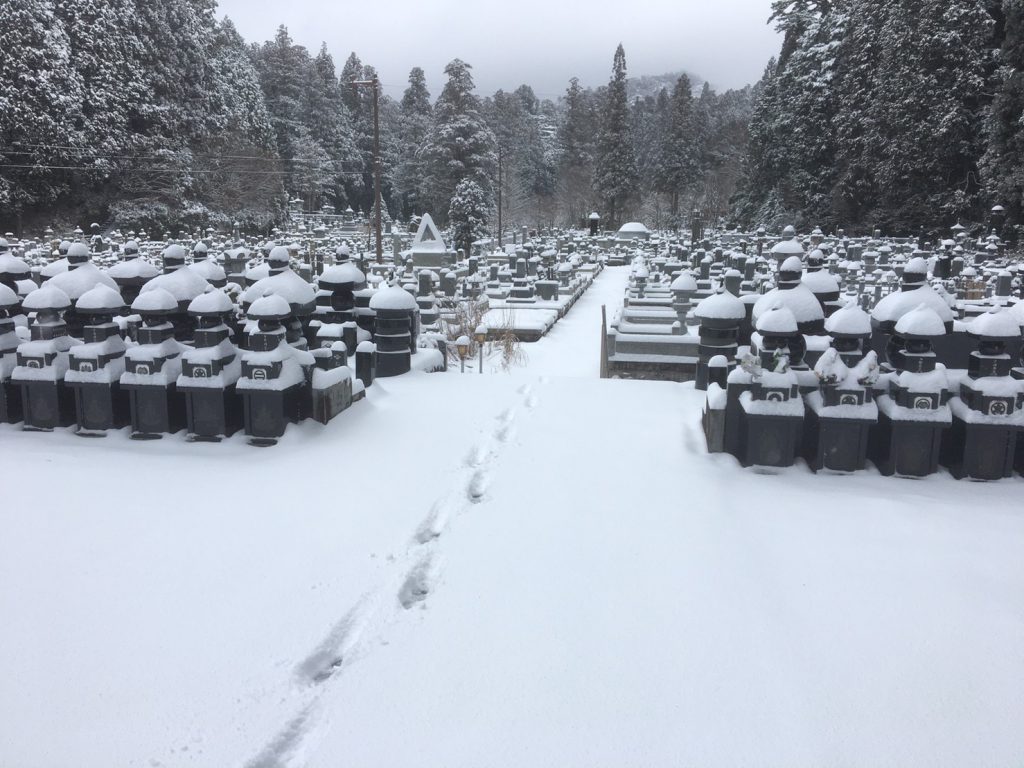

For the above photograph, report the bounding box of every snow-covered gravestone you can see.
[12,286,80,431]
[941,310,1024,480]
[0,284,24,423]
[732,307,805,468]
[238,294,313,444]
[369,285,417,377]
[309,340,355,425]
[121,288,188,439]
[409,214,453,270]
[177,290,243,442]
[870,305,951,477]
[804,347,879,472]
[64,284,129,435]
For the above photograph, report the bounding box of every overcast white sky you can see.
[218,0,780,100]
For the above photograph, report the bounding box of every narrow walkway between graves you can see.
[514,265,631,378]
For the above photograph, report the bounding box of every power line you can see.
[0,163,373,176]
[4,143,370,165]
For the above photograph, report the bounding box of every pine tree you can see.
[448,178,490,256]
[557,77,597,224]
[593,44,639,227]
[982,0,1024,223]
[395,67,433,217]
[419,59,497,223]
[656,75,701,222]
[850,0,993,229]
[0,0,84,215]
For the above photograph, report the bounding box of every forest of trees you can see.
[0,0,751,235]
[5,0,1022,238]
[736,0,1023,236]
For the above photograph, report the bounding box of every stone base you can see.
[803,411,872,472]
[18,380,76,431]
[870,413,946,477]
[941,416,1016,481]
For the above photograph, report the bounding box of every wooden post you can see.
[600,304,608,379]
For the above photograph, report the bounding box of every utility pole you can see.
[497,145,503,247]
[352,76,383,261]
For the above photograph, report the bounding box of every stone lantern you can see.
[177,289,243,441]
[121,287,188,438]
[107,246,159,308]
[0,284,23,423]
[189,242,228,289]
[12,285,80,430]
[45,242,119,339]
[941,310,1023,480]
[64,284,129,435]
[241,245,316,349]
[824,301,873,367]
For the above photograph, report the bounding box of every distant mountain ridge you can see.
[627,71,706,100]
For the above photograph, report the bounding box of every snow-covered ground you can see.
[2,267,1022,768]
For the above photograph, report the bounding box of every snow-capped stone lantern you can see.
[176,290,243,441]
[941,310,1023,480]
[121,288,188,439]
[588,212,601,237]
[824,301,873,367]
[189,242,227,289]
[64,284,129,434]
[241,246,316,349]
[990,204,1007,237]
[45,242,119,338]
[0,250,32,301]
[693,289,745,390]
[0,284,24,423]
[802,249,843,317]
[671,271,699,328]
[870,305,951,477]
[137,244,211,342]
[769,231,804,269]
[752,255,826,340]
[107,249,159,309]
[753,305,806,371]
[238,294,313,444]
[12,286,79,430]
[369,285,418,377]
[315,261,365,326]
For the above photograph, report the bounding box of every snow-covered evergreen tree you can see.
[395,67,433,218]
[593,44,639,227]
[983,0,1024,223]
[448,178,490,256]
[420,59,497,223]
[556,77,598,225]
[0,0,84,214]
[656,75,701,222]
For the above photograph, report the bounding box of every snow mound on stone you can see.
[369,286,418,311]
[76,284,124,312]
[694,290,745,321]
[895,305,946,337]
